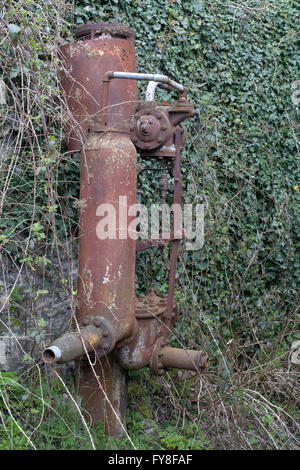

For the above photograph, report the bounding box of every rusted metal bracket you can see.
[136,231,185,252]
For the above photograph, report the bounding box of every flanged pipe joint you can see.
[42,316,116,365]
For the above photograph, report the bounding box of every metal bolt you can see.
[103,330,109,337]
[161,125,167,131]
[140,122,152,135]
[158,137,163,143]
[157,115,162,119]
[82,317,90,326]
[93,317,102,327]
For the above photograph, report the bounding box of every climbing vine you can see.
[0,0,299,450]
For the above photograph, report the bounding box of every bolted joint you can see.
[42,318,116,365]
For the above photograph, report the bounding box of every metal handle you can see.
[99,71,188,125]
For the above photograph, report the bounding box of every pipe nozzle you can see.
[42,319,116,365]
[42,345,62,364]
[161,347,208,372]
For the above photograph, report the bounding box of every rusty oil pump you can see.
[42,22,208,436]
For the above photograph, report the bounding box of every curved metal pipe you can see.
[112,72,186,93]
[100,71,188,125]
[146,81,159,101]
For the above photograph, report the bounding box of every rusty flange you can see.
[136,290,176,320]
[81,316,116,356]
[76,22,135,40]
[150,336,170,376]
[42,317,117,365]
[150,338,209,376]
[130,106,171,150]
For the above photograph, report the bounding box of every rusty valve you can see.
[130,106,171,150]
[45,21,208,436]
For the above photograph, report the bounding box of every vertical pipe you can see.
[60,22,138,435]
[163,128,183,337]
[76,353,128,435]
[78,130,137,342]
[60,22,137,152]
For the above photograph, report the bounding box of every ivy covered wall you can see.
[0,0,299,450]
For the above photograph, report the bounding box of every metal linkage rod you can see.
[112,72,185,93]
[99,71,188,125]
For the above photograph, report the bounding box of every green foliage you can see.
[0,370,101,449]
[159,422,211,450]
[0,0,299,450]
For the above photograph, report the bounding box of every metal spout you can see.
[42,320,116,364]
[161,347,208,372]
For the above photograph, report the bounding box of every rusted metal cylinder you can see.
[60,22,137,152]
[76,353,128,434]
[61,21,138,342]
[65,23,138,436]
[42,325,104,364]
[161,347,209,371]
[78,131,137,343]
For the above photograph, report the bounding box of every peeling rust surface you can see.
[78,132,137,343]
[60,28,138,152]
[54,21,209,437]
[117,292,176,371]
[76,352,128,435]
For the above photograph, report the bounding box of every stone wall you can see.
[0,251,76,372]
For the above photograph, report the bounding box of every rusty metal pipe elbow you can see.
[103,70,114,82]
[99,71,115,125]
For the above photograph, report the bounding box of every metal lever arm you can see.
[100,71,188,125]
